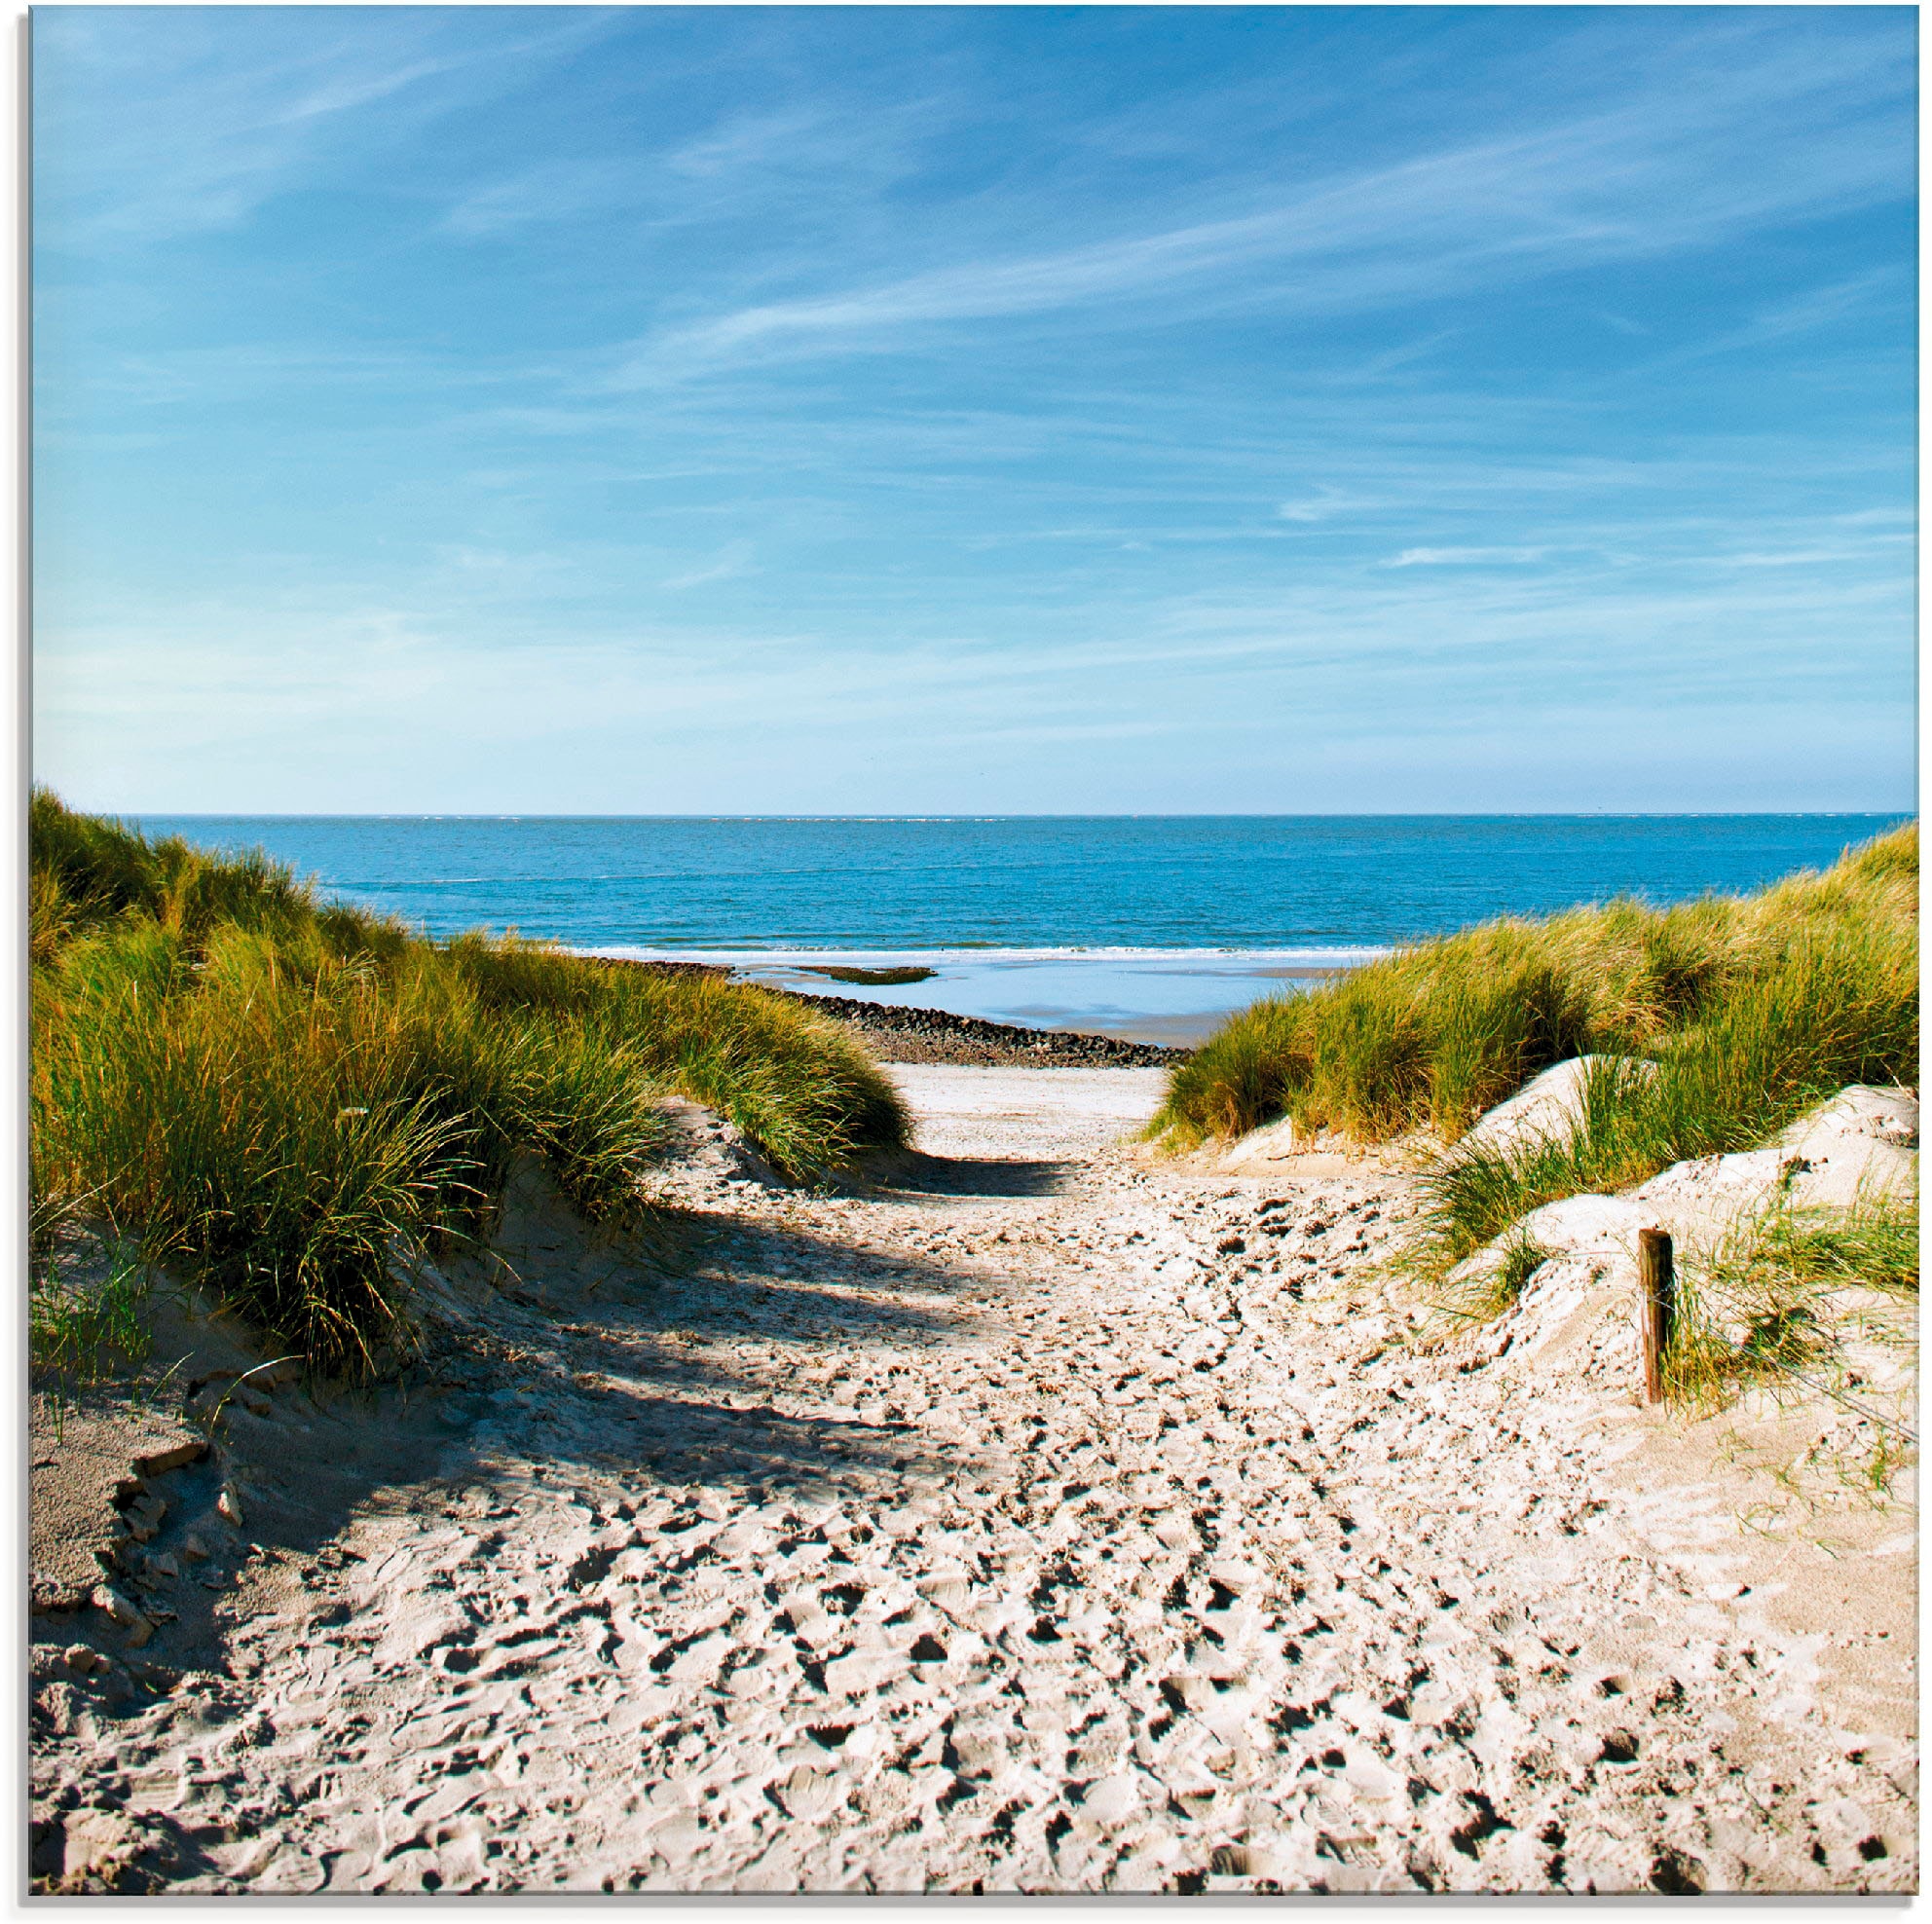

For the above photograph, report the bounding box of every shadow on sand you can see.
[851,1148,1079,1200]
[33,1146,1024,1688]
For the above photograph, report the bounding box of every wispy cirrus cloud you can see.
[34,8,623,245]
[31,7,1913,812]
[1386,546,1550,569]
[1277,487,1379,525]
[1644,267,1912,369]
[665,107,844,182]
[662,542,756,592]
[441,160,635,240]
[610,22,1910,382]
[440,90,945,244]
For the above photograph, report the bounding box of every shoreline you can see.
[594,956,1194,1066]
[577,944,1372,1054]
[783,987,1189,1067]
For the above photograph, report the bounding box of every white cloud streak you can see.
[34,10,624,245]
[1386,546,1549,569]
[613,27,1910,381]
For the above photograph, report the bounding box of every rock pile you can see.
[780,991,1187,1068]
[588,956,1189,1067]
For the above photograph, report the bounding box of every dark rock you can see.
[571,952,1193,1066]
[780,990,1190,1069]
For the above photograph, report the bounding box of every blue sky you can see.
[32,5,1917,814]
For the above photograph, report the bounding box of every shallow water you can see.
[600,946,1383,1048]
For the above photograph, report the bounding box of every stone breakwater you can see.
[597,958,1189,1068]
[779,992,1187,1069]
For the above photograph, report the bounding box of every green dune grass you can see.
[1662,1188,1918,1412]
[30,792,910,1372]
[1151,824,1917,1269]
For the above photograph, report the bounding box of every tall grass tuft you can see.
[1413,921,1918,1273]
[1153,822,1917,1166]
[31,793,911,1372]
[435,935,911,1178]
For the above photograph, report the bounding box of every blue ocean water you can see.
[130,815,1909,1044]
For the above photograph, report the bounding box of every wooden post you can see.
[1637,1228,1673,1405]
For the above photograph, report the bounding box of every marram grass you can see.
[1155,823,1916,1311]
[1662,1189,1918,1414]
[1152,822,1916,1172]
[30,793,910,1373]
[1413,925,1917,1272]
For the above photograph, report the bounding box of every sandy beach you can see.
[29,1064,1916,1893]
[31,0,1917,1893]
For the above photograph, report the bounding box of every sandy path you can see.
[31,1069,1915,1893]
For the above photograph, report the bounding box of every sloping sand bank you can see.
[29,1068,1913,1893]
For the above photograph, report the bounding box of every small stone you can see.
[179,1534,209,1562]
[774,1765,844,1821]
[91,1586,153,1646]
[127,1494,167,1543]
[61,1644,104,1676]
[132,1440,206,1478]
[1078,1773,1143,1825]
[216,1487,244,1527]
[1208,1559,1263,1595]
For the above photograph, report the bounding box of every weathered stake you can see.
[1637,1227,1674,1405]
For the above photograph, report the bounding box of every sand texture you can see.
[29,1067,1915,1893]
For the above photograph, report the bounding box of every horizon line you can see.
[110,808,1918,823]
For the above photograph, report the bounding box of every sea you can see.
[130,815,1908,1047]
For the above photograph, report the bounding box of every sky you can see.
[31,5,1918,815]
